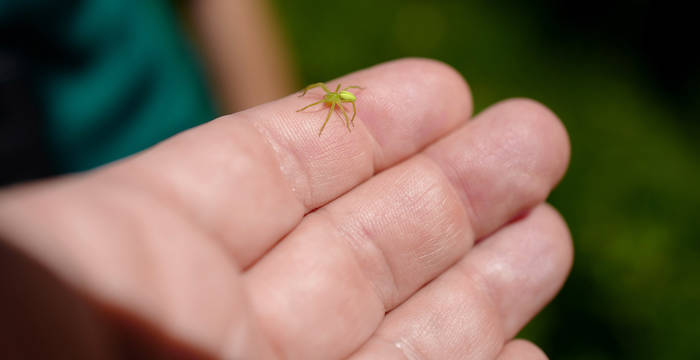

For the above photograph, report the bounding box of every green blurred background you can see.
[270,0,699,358]
[2,0,698,358]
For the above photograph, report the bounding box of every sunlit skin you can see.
[0,59,572,359]
[296,82,363,135]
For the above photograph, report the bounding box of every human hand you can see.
[0,59,571,359]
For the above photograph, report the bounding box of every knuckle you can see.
[400,159,473,264]
[407,159,468,225]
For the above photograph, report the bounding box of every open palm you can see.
[0,59,572,359]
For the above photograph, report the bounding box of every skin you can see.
[296,82,363,135]
[0,59,572,359]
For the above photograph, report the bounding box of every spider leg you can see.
[296,99,324,112]
[342,85,364,91]
[338,103,352,131]
[335,84,341,93]
[351,101,357,127]
[318,102,335,136]
[299,82,332,97]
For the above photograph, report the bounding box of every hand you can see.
[0,59,572,359]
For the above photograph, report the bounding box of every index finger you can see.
[105,58,473,267]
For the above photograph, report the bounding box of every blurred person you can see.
[0,0,295,184]
[0,1,573,359]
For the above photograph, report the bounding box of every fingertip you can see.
[466,98,571,213]
[459,203,574,338]
[505,203,574,294]
[352,58,473,167]
[498,339,549,360]
[536,203,574,277]
[491,98,571,187]
[390,57,474,118]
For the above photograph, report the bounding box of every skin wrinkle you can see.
[209,122,299,258]
[359,204,571,360]
[323,204,402,311]
[406,188,456,269]
[359,112,384,180]
[200,94,568,356]
[406,161,471,272]
[419,152,478,241]
[302,124,373,209]
[315,140,371,183]
[244,100,356,209]
[245,216,387,359]
[315,86,385,174]
[251,85,381,211]
[414,196,462,266]
[360,258,508,360]
[245,109,324,214]
[270,95,560,354]
[103,119,304,269]
[383,170,440,298]
[207,59,472,225]
[317,155,473,313]
[336,148,504,358]
[378,160,469,304]
[248,112,311,202]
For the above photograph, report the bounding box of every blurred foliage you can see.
[271,0,699,358]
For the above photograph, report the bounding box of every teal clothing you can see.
[1,0,217,172]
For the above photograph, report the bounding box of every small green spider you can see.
[296,82,363,136]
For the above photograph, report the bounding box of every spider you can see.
[296,82,363,136]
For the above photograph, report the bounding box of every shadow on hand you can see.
[0,239,216,360]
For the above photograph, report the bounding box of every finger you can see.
[244,100,570,359]
[497,340,549,360]
[349,204,572,360]
[99,58,472,268]
[0,179,277,359]
[424,98,571,236]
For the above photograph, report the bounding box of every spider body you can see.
[296,82,363,136]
